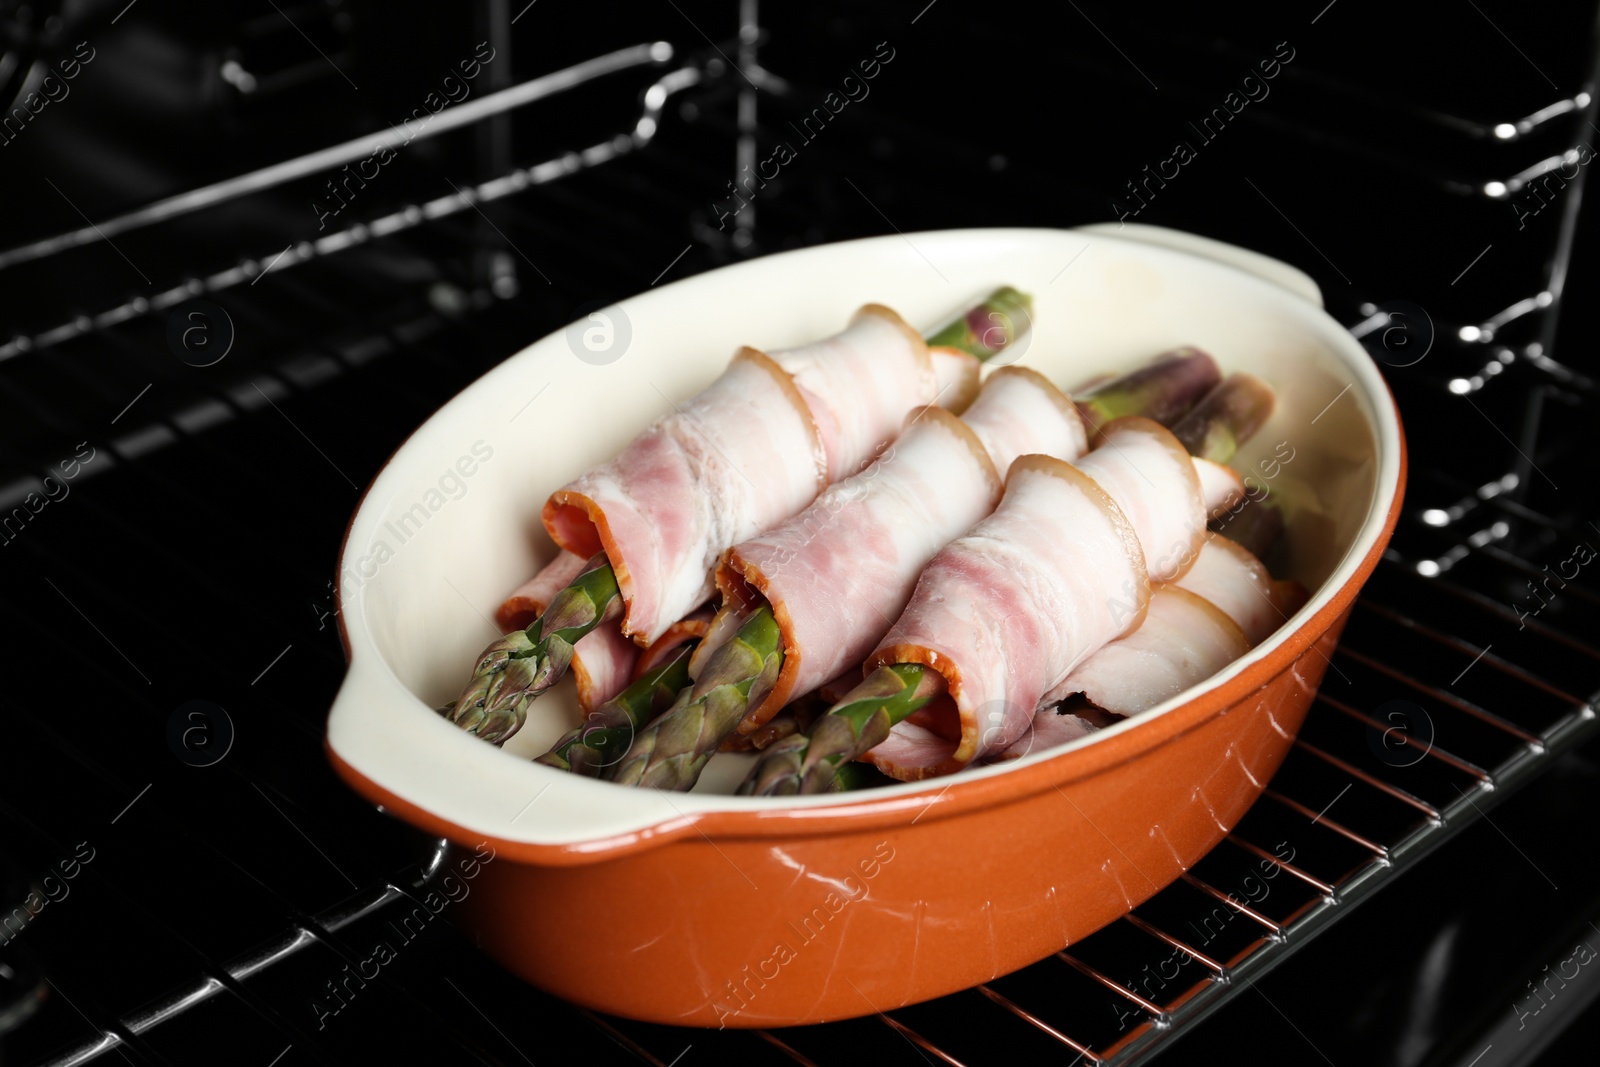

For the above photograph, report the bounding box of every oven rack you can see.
[0,42,714,367]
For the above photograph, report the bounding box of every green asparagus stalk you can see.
[534,643,696,775]
[606,608,783,790]
[720,727,890,792]
[1075,347,1221,439]
[924,286,1033,360]
[447,289,1033,748]
[448,554,621,744]
[743,364,1279,796]
[746,664,944,795]
[719,694,824,752]
[1170,373,1276,464]
[735,664,942,795]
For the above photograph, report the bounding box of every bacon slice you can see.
[495,551,639,711]
[718,407,1003,731]
[1172,535,1279,644]
[1192,457,1247,520]
[988,710,1098,763]
[1073,417,1206,584]
[1046,587,1249,716]
[1031,534,1280,718]
[762,305,938,482]
[865,418,1208,781]
[542,349,827,646]
[1008,537,1299,746]
[864,456,1149,780]
[495,551,586,633]
[928,346,981,415]
[960,366,1087,479]
[632,607,713,679]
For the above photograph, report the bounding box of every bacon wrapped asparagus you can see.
[533,644,697,775]
[529,607,714,775]
[448,290,1030,744]
[857,418,1204,781]
[607,368,1080,790]
[495,551,639,713]
[997,535,1309,761]
[747,373,1276,793]
[611,353,1228,792]
[630,607,714,679]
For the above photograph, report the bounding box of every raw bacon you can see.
[1073,417,1206,584]
[718,407,1002,731]
[543,305,947,647]
[761,304,939,482]
[928,346,981,415]
[865,418,1206,780]
[1172,535,1279,644]
[1023,537,1288,751]
[960,366,1087,479]
[632,607,713,679]
[542,349,826,646]
[1047,587,1250,716]
[1192,457,1247,520]
[715,368,1086,733]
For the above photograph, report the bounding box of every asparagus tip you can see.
[925,286,1035,364]
[1170,372,1277,464]
[1074,347,1224,439]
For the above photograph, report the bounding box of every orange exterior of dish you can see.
[327,400,1406,1030]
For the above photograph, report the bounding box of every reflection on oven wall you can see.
[1,1,1599,1066]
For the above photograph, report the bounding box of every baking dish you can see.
[325,224,1406,1028]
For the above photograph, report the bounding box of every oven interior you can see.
[2,1,1599,1065]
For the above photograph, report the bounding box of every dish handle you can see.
[1073,222,1324,309]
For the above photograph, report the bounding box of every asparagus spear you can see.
[447,288,1033,746]
[448,554,620,744]
[744,371,1279,796]
[1075,347,1221,439]
[605,608,782,789]
[923,286,1033,360]
[624,349,1237,793]
[719,694,824,752]
[736,664,941,795]
[1170,373,1275,464]
[534,643,696,775]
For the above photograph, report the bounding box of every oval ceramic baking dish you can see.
[326,224,1406,1028]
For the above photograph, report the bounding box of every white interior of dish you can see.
[326,226,1401,846]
